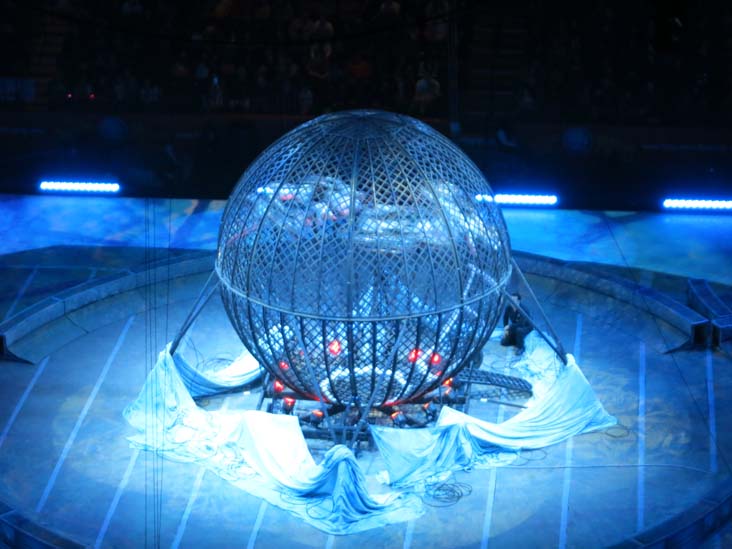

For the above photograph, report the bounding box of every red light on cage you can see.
[282,396,296,415]
[310,408,324,425]
[407,348,423,363]
[89,92,96,100]
[442,377,453,387]
[390,409,406,427]
[278,360,290,371]
[328,339,342,356]
[66,92,72,99]
[422,402,431,410]
[430,352,442,365]
[273,379,285,393]
[280,192,295,201]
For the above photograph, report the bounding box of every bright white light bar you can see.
[475,193,558,206]
[39,181,120,193]
[662,198,732,210]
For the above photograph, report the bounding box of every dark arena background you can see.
[1,1,732,548]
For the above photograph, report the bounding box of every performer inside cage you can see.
[501,292,533,355]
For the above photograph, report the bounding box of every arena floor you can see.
[0,194,731,548]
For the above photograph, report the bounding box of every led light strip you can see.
[662,198,732,210]
[39,181,120,193]
[475,193,558,206]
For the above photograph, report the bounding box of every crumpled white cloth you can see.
[124,333,615,532]
[171,345,262,398]
[370,348,616,486]
[124,346,422,535]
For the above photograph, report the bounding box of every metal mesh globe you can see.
[216,110,512,406]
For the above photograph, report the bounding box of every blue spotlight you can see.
[476,193,558,206]
[39,180,120,193]
[662,198,732,211]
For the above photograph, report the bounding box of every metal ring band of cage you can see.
[215,262,512,323]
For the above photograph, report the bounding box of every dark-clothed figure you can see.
[500,293,532,354]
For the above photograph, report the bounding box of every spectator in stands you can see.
[272,0,295,26]
[120,0,143,17]
[379,0,401,21]
[392,63,411,111]
[424,0,449,43]
[298,83,314,115]
[208,74,224,111]
[228,65,251,112]
[251,65,271,113]
[113,75,127,107]
[347,51,373,81]
[140,79,161,109]
[194,57,210,84]
[171,52,190,79]
[311,12,335,59]
[413,68,441,115]
[288,11,306,42]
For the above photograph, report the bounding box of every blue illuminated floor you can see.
[0,193,731,548]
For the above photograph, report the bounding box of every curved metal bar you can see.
[509,257,568,361]
[214,268,511,322]
[169,271,219,356]
[500,286,568,365]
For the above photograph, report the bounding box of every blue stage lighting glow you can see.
[475,193,558,206]
[662,198,732,210]
[39,181,120,193]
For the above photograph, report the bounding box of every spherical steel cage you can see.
[216,110,512,406]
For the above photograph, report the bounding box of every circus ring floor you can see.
[0,243,730,549]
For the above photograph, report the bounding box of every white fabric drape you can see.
[124,334,615,534]
[124,345,422,535]
[371,354,616,485]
